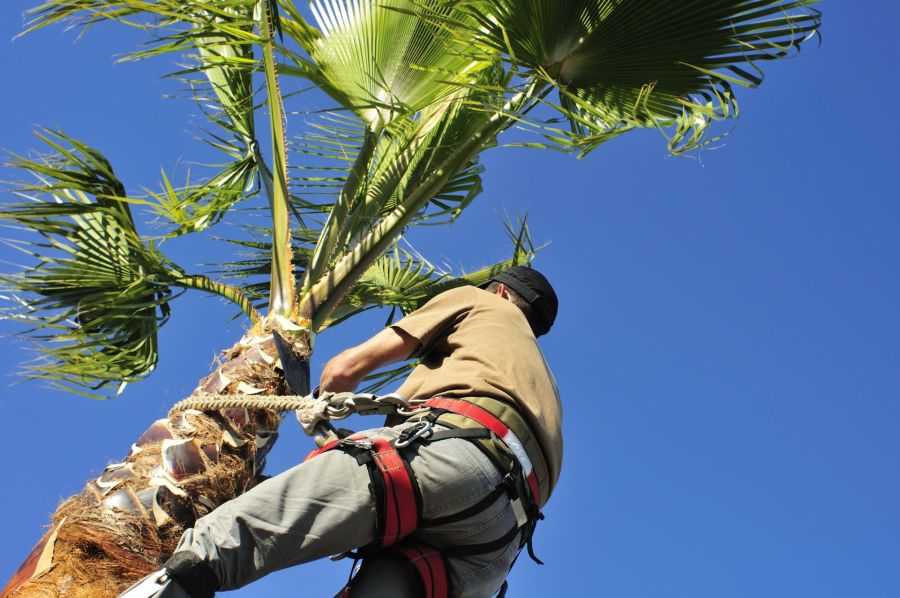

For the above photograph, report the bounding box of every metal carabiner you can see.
[395,398,431,418]
[394,419,435,448]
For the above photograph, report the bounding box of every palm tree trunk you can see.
[2,324,308,598]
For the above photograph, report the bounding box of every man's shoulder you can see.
[438,284,480,298]
[425,284,483,306]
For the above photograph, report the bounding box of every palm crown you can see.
[4,0,819,397]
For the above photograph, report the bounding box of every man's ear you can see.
[495,283,510,300]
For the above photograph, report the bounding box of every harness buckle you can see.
[510,497,529,529]
[341,437,374,451]
[394,419,435,448]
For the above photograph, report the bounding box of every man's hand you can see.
[319,327,419,393]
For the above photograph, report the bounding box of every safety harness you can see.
[308,396,548,598]
[160,389,551,598]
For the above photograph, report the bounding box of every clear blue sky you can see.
[1,1,898,596]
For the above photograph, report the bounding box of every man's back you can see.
[392,285,563,493]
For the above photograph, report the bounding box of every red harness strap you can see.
[370,437,418,548]
[305,434,419,549]
[394,540,449,598]
[338,540,449,598]
[306,396,544,589]
[304,438,342,461]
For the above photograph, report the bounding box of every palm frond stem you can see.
[301,126,379,292]
[172,273,260,322]
[258,0,294,318]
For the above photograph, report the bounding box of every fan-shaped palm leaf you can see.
[458,0,821,154]
[1,131,259,396]
[24,0,266,234]
[284,0,488,126]
[2,131,172,396]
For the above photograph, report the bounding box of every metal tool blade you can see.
[272,330,311,396]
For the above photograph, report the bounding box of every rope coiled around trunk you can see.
[169,394,316,415]
[168,391,427,439]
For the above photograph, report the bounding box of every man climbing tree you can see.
[122,266,561,598]
[1,2,823,596]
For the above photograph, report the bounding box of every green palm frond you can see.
[291,112,374,288]
[211,224,320,312]
[276,0,322,49]
[323,214,538,331]
[143,154,257,236]
[24,1,265,234]
[1,131,173,396]
[1,131,259,396]
[297,75,515,328]
[460,0,820,154]
[210,237,273,303]
[357,113,487,234]
[291,113,371,198]
[350,63,506,237]
[23,0,261,45]
[352,244,447,316]
[415,161,484,225]
[358,361,418,394]
[160,3,262,234]
[187,2,257,147]
[294,61,506,301]
[286,0,489,126]
[282,0,499,288]
[376,80,503,227]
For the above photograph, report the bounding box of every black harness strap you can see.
[438,524,522,559]
[412,411,546,566]
[316,409,543,598]
[417,427,494,443]
[421,477,512,528]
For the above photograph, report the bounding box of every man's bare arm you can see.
[319,327,419,392]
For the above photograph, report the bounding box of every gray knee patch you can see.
[164,552,219,598]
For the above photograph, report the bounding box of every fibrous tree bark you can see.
[2,324,306,597]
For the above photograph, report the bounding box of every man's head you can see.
[483,266,558,337]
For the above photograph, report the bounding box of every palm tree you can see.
[1,1,820,596]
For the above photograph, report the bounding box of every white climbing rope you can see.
[168,391,428,437]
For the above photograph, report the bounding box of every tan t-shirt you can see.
[392,285,563,491]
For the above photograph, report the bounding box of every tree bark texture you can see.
[2,327,308,597]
